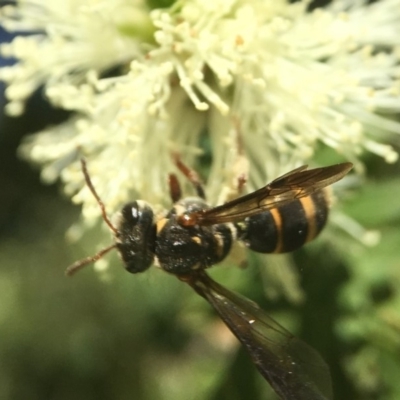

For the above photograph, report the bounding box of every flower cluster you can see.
[0,0,399,222]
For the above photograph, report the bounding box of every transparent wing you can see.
[187,272,333,400]
[183,163,352,226]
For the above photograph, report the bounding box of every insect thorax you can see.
[155,198,233,275]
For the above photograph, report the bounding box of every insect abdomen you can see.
[236,190,329,253]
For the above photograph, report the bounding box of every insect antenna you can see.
[65,244,117,276]
[80,158,118,235]
[65,159,119,276]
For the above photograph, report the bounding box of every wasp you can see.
[66,157,352,400]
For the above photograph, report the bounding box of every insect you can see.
[66,157,352,400]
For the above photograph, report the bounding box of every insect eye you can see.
[121,202,141,225]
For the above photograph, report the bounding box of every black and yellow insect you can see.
[67,157,352,400]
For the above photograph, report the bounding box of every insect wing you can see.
[190,273,333,400]
[192,162,352,225]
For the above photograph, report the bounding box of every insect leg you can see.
[231,116,249,196]
[172,152,206,199]
[168,173,182,203]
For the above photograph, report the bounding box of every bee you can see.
[66,157,352,400]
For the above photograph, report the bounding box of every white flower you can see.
[1,0,399,223]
